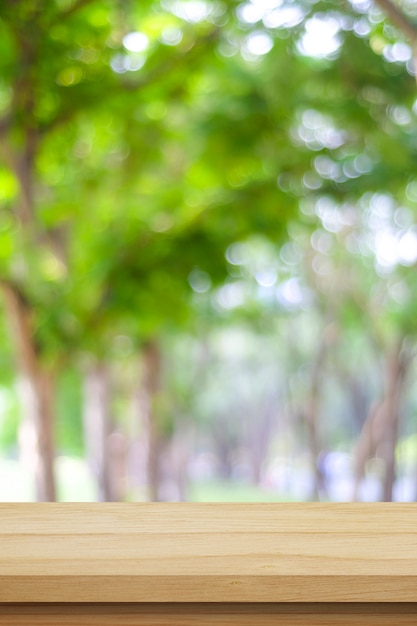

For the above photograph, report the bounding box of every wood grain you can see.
[1,604,417,625]
[1,504,417,602]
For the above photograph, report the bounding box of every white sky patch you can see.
[372,226,417,269]
[348,0,373,14]
[314,155,341,180]
[398,229,417,266]
[383,42,412,63]
[123,32,149,53]
[169,0,212,23]
[255,268,277,287]
[353,17,370,37]
[216,282,246,309]
[237,0,286,25]
[374,230,399,268]
[110,54,130,73]
[293,109,347,152]
[244,31,273,56]
[251,0,283,11]
[297,16,342,59]
[111,54,146,73]
[237,3,264,24]
[276,278,304,308]
[263,6,304,29]
[314,197,346,234]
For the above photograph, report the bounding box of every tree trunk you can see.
[108,430,128,502]
[139,343,189,502]
[303,323,338,501]
[304,401,325,501]
[1,282,56,501]
[347,376,370,434]
[212,421,235,481]
[83,362,118,502]
[166,426,192,501]
[141,340,166,502]
[353,338,412,502]
[380,342,411,501]
[248,394,277,486]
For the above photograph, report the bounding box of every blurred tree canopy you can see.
[0,0,417,501]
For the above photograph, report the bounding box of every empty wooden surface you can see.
[1,604,417,625]
[1,504,417,602]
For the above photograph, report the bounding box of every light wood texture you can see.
[1,604,417,625]
[1,504,417,602]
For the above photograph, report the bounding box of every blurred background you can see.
[0,0,417,502]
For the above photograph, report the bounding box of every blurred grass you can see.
[0,457,295,502]
[189,479,296,502]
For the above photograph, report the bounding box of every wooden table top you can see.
[0,503,416,603]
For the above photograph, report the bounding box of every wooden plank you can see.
[1,604,417,625]
[1,504,417,602]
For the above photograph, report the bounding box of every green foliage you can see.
[0,0,306,362]
[2,0,417,488]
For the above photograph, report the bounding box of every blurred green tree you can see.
[1,0,417,501]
